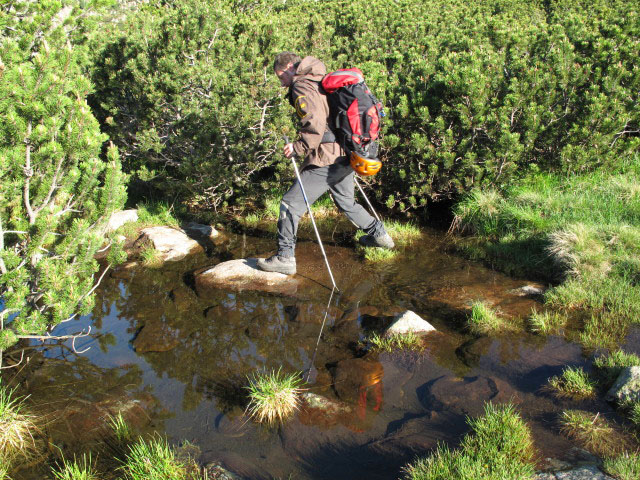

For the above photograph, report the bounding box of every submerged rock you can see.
[195,258,299,295]
[104,209,138,234]
[132,320,180,353]
[204,463,242,480]
[301,392,352,415]
[420,375,519,416]
[332,357,384,404]
[509,284,546,297]
[384,310,436,336]
[136,226,203,262]
[605,366,640,403]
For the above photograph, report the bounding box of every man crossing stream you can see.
[257,52,394,276]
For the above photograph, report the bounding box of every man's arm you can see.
[290,81,328,157]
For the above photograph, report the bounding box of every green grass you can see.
[354,220,420,261]
[628,402,640,427]
[120,436,188,480]
[452,160,640,348]
[403,403,535,480]
[51,454,98,480]
[109,412,133,444]
[546,367,596,399]
[593,350,640,389]
[140,246,162,268]
[245,368,303,426]
[467,301,512,336]
[603,452,640,480]
[117,201,182,239]
[559,410,632,458]
[0,384,38,465]
[527,309,567,335]
[366,332,424,353]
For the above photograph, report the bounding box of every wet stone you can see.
[301,392,352,415]
[553,466,614,479]
[384,310,436,336]
[204,463,242,480]
[605,366,640,404]
[170,285,198,311]
[132,320,181,353]
[421,375,520,416]
[195,258,299,296]
[182,221,220,240]
[136,226,204,262]
[509,284,547,297]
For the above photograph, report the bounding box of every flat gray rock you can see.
[137,226,203,262]
[553,465,614,479]
[385,310,436,336]
[195,258,298,295]
[606,365,640,403]
[104,209,138,234]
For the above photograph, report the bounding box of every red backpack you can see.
[321,68,385,174]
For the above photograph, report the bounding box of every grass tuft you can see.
[367,332,424,353]
[467,301,511,335]
[245,368,303,426]
[403,403,535,479]
[51,454,98,480]
[109,412,133,444]
[593,349,640,389]
[527,309,567,335]
[603,452,640,480]
[0,384,39,465]
[120,435,187,480]
[140,246,163,268]
[559,410,632,458]
[546,367,596,399]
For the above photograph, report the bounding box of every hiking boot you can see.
[358,232,395,249]
[256,255,297,275]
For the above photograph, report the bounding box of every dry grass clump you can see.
[559,410,633,457]
[245,368,303,425]
[0,384,39,465]
[546,367,596,399]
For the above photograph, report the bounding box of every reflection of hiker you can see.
[257,52,393,276]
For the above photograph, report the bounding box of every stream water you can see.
[11,223,628,479]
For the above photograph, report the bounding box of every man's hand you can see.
[283,142,295,158]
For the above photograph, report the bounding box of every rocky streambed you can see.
[12,221,639,479]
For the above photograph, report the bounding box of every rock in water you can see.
[195,258,298,295]
[136,226,203,262]
[384,310,436,336]
[606,366,640,404]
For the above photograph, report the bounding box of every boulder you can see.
[195,258,298,295]
[182,221,220,240]
[606,366,640,403]
[384,310,436,336]
[104,209,138,234]
[136,226,203,262]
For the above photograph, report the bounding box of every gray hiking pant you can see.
[277,157,385,257]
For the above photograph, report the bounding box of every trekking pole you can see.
[284,136,338,291]
[354,176,381,222]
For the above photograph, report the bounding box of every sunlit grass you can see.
[51,454,98,480]
[109,412,133,444]
[546,367,596,399]
[120,435,187,480]
[451,162,640,346]
[117,201,182,239]
[403,403,535,479]
[245,368,303,426]
[593,349,640,389]
[603,452,640,480]
[367,332,424,353]
[140,246,162,268]
[559,410,632,458]
[0,384,39,465]
[527,309,567,335]
[467,301,511,335]
[354,220,419,262]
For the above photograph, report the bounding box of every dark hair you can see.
[273,52,302,72]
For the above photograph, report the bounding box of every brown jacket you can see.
[290,56,342,170]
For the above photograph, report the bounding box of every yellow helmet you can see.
[350,151,382,176]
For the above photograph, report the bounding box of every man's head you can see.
[273,52,301,88]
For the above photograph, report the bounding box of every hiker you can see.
[257,52,394,276]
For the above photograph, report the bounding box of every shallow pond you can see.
[11,224,631,479]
